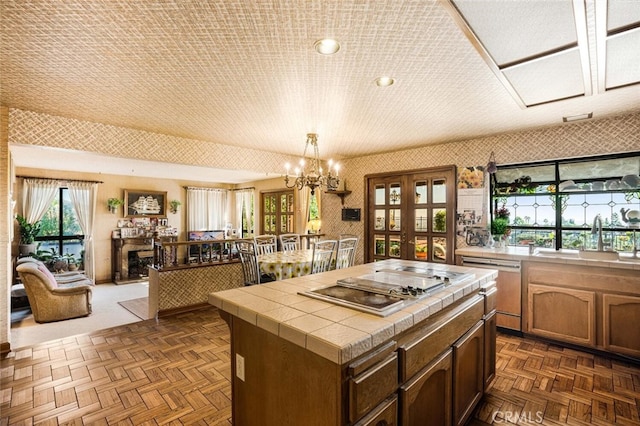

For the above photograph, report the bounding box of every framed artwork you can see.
[124,190,167,218]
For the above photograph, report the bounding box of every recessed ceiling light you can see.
[562,112,593,122]
[375,77,395,87]
[314,39,340,55]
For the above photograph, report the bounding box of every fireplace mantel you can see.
[111,237,154,284]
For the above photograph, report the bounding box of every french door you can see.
[260,190,295,236]
[365,166,456,264]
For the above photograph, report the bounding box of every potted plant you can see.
[16,214,42,256]
[108,198,124,214]
[169,199,181,214]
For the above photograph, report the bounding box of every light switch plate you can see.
[236,354,245,381]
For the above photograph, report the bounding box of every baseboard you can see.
[158,303,210,318]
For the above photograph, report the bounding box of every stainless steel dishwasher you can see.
[461,256,522,331]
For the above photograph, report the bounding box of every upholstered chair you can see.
[16,262,92,323]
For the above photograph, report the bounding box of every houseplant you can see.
[491,204,511,248]
[107,198,124,214]
[16,214,41,256]
[169,199,181,214]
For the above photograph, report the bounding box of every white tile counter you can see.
[456,246,640,270]
[209,259,497,364]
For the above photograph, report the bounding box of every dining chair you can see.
[254,234,277,255]
[311,240,337,274]
[235,239,275,285]
[279,233,301,252]
[336,237,358,269]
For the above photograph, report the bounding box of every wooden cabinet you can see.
[354,396,397,426]
[483,310,497,390]
[495,268,521,331]
[523,262,640,360]
[602,293,640,358]
[348,351,398,423]
[400,349,452,426]
[527,283,596,346]
[453,320,484,426]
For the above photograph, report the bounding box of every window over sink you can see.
[490,152,640,253]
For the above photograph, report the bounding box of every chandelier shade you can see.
[284,133,340,195]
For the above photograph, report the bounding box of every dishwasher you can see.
[461,256,522,332]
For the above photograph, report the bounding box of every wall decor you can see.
[124,189,167,218]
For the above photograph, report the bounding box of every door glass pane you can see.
[375,235,386,256]
[389,237,401,257]
[375,210,386,230]
[415,208,428,231]
[415,181,427,204]
[433,208,446,232]
[414,237,428,260]
[433,179,446,203]
[432,237,447,262]
[389,209,401,231]
[389,183,401,205]
[375,185,386,205]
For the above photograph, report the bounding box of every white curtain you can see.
[235,189,254,238]
[299,187,311,233]
[67,181,98,281]
[22,178,59,223]
[186,187,228,231]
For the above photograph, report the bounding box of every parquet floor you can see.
[1,307,639,425]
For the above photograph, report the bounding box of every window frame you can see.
[490,151,640,252]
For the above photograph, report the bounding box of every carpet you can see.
[118,297,151,320]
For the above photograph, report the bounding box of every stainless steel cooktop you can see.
[301,267,474,316]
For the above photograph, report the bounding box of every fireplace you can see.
[112,238,154,284]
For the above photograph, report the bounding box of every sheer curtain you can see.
[186,187,228,231]
[22,178,59,223]
[235,189,254,238]
[299,187,311,233]
[67,181,98,281]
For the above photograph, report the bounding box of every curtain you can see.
[299,187,311,233]
[67,181,98,281]
[186,187,228,231]
[22,178,59,223]
[235,189,253,238]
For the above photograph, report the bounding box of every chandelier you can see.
[284,133,340,195]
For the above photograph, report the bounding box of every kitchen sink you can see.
[533,249,579,258]
[578,250,619,261]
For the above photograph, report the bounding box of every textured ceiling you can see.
[1,0,639,177]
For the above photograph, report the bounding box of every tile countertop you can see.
[208,259,497,365]
[456,246,640,270]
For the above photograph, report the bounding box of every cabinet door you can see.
[453,320,484,426]
[603,293,640,358]
[354,396,398,426]
[399,349,452,426]
[483,311,497,390]
[527,284,596,346]
[495,269,521,331]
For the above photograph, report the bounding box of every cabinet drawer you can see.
[398,295,484,382]
[483,285,497,314]
[354,396,398,426]
[349,353,398,424]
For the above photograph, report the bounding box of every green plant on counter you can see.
[491,217,510,238]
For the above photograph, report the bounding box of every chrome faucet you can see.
[591,214,604,251]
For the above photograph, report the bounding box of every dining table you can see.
[258,249,314,281]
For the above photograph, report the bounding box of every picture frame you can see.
[124,189,167,218]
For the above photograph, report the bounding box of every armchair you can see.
[16,262,92,323]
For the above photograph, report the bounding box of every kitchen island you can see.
[209,259,498,425]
